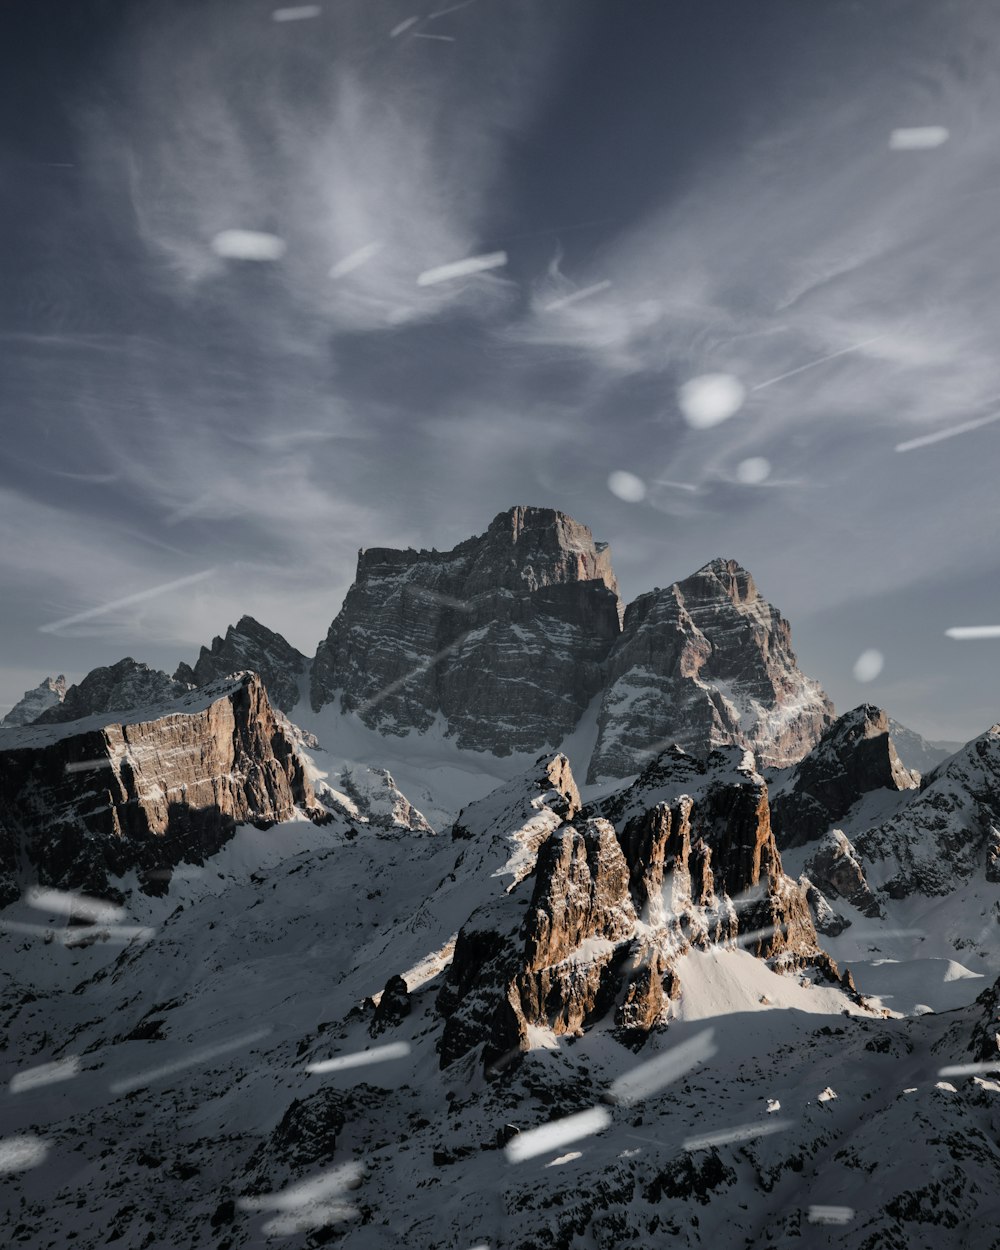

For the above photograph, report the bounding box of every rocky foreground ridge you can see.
[435,746,851,1070]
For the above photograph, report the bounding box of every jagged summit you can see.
[33,658,189,726]
[174,614,307,713]
[688,556,759,602]
[353,505,620,599]
[587,552,834,779]
[308,507,833,775]
[309,506,623,752]
[1,674,66,727]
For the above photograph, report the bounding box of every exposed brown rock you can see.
[0,673,321,900]
[438,748,835,1068]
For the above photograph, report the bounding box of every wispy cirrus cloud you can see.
[89,0,551,340]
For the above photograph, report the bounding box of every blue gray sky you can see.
[2,0,1000,741]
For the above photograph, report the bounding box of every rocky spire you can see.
[174,615,308,713]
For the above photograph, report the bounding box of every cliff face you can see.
[588,559,834,781]
[174,616,308,714]
[437,745,834,1069]
[770,704,919,849]
[0,673,320,903]
[310,506,623,755]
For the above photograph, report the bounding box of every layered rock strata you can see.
[310,506,623,755]
[0,673,320,902]
[588,559,834,780]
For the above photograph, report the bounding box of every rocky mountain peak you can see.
[684,556,759,606]
[588,560,834,781]
[437,742,837,1069]
[174,615,307,713]
[770,704,919,850]
[855,722,1000,896]
[1,674,67,727]
[310,507,623,753]
[0,671,322,904]
[33,658,190,726]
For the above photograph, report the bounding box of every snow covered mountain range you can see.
[2,505,999,1249]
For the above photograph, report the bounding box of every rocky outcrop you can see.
[438,819,642,1069]
[0,673,321,900]
[770,705,919,850]
[321,766,434,835]
[804,830,882,919]
[449,752,581,889]
[1,675,66,727]
[854,726,1000,897]
[174,616,307,714]
[438,746,833,1068]
[310,506,623,754]
[587,559,834,781]
[33,658,190,726]
[370,974,412,1036]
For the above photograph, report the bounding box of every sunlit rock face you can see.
[310,505,623,754]
[437,747,832,1069]
[0,673,320,902]
[33,658,190,726]
[174,616,308,714]
[1,675,66,727]
[770,704,919,850]
[587,559,835,781]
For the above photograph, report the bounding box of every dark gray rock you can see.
[770,704,919,850]
[804,830,882,918]
[174,615,308,714]
[855,725,1000,897]
[33,658,190,725]
[310,505,623,755]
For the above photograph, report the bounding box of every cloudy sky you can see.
[2,0,1000,741]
